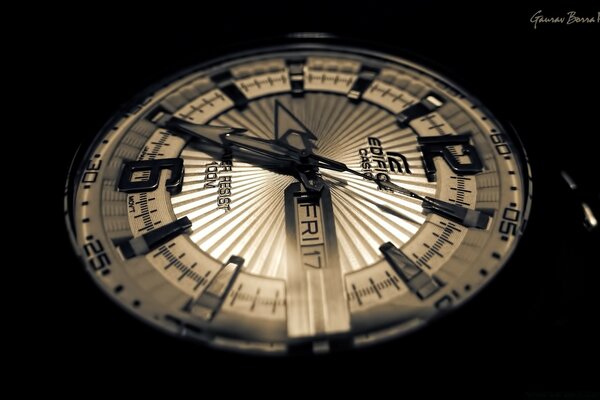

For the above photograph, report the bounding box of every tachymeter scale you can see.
[65,44,531,353]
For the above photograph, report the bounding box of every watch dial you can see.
[65,44,532,353]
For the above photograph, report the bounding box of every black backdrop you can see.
[43,1,599,395]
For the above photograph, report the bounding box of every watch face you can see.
[65,43,532,354]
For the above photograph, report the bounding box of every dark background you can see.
[43,1,599,394]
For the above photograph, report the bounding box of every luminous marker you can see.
[347,65,379,102]
[380,242,443,300]
[118,217,192,259]
[186,255,244,320]
[397,92,445,127]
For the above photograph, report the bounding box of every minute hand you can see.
[311,153,490,229]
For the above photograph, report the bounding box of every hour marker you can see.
[212,70,247,109]
[287,59,305,96]
[418,133,483,181]
[118,217,192,259]
[117,158,184,194]
[219,84,247,109]
[185,255,243,320]
[347,65,379,102]
[380,242,443,300]
[397,92,445,127]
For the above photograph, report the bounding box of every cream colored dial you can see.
[65,44,532,353]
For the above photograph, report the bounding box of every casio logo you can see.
[358,137,411,184]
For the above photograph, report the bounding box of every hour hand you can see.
[165,116,292,161]
[163,116,244,147]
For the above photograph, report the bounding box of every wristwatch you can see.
[64,36,534,354]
